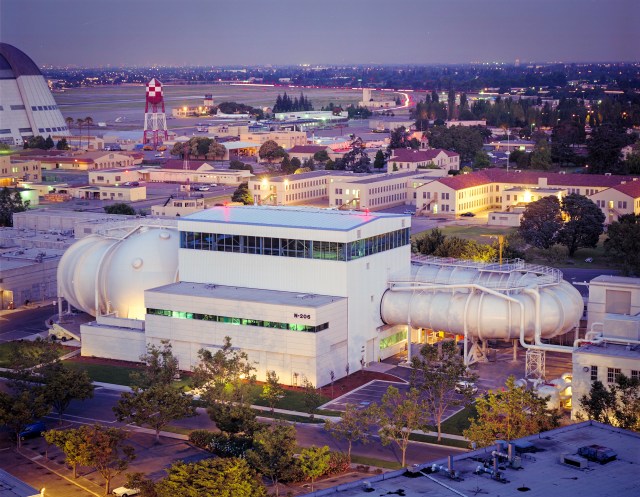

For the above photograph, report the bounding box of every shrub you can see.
[209,433,253,458]
[325,451,350,476]
[189,429,216,449]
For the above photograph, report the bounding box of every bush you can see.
[189,429,216,449]
[282,451,349,483]
[189,430,253,458]
[325,451,350,476]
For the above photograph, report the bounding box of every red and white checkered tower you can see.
[143,78,168,149]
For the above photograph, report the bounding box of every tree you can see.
[587,124,628,174]
[56,137,69,150]
[313,149,330,163]
[324,403,375,461]
[208,141,226,161]
[246,422,297,496]
[557,193,605,256]
[0,187,30,227]
[464,376,559,448]
[280,155,296,175]
[45,135,55,149]
[604,214,640,276]
[374,386,427,467]
[25,135,47,149]
[260,370,284,412]
[156,457,266,497]
[298,445,330,491]
[410,341,477,442]
[472,150,491,169]
[231,182,254,205]
[529,141,552,170]
[76,118,85,148]
[340,146,371,173]
[41,362,94,424]
[290,157,301,170]
[519,196,563,249]
[258,140,286,163]
[428,125,486,163]
[0,389,50,447]
[131,340,180,389]
[414,227,446,255]
[301,376,324,419]
[114,385,196,444]
[579,375,640,431]
[44,428,90,478]
[84,116,94,146]
[373,149,386,170]
[389,126,411,150]
[76,424,135,495]
[65,116,74,136]
[104,203,135,215]
[193,336,257,434]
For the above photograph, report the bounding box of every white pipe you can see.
[522,287,574,354]
[421,473,469,497]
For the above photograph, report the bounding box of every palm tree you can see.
[65,117,74,147]
[84,116,93,149]
[76,118,85,149]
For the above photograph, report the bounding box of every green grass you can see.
[349,455,402,470]
[412,225,517,244]
[247,384,332,414]
[408,433,469,449]
[440,403,477,435]
[0,340,66,368]
[254,411,325,424]
[63,361,140,385]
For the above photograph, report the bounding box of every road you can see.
[0,305,57,342]
[57,385,464,467]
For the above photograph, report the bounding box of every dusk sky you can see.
[2,0,639,67]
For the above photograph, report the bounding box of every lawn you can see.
[0,340,66,368]
[412,225,518,244]
[63,361,140,385]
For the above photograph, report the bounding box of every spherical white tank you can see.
[57,227,179,319]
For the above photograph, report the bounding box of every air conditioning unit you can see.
[560,453,588,469]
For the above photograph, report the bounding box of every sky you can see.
[1,0,639,67]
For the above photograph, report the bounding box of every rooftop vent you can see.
[560,453,589,469]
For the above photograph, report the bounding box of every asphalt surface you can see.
[0,305,57,342]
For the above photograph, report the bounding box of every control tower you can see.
[143,78,168,149]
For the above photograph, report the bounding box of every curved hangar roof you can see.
[0,43,42,79]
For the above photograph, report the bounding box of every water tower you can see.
[143,78,168,149]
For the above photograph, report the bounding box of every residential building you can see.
[0,155,41,185]
[389,148,460,173]
[142,159,252,185]
[330,171,423,210]
[287,145,332,163]
[151,196,206,217]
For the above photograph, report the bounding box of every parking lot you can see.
[321,379,471,425]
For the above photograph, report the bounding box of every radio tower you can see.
[143,78,168,149]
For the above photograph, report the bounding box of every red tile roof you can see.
[391,148,459,162]
[434,169,638,191]
[612,180,640,199]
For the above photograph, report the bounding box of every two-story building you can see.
[388,148,460,173]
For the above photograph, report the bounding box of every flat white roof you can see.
[318,422,640,497]
[147,281,345,308]
[181,206,405,232]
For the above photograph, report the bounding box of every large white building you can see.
[0,43,69,146]
[58,205,588,387]
[75,207,411,386]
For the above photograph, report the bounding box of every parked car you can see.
[19,421,46,440]
[460,212,475,217]
[455,381,478,394]
[197,186,210,191]
[209,183,218,187]
[154,153,164,157]
[403,210,414,215]
[112,487,140,497]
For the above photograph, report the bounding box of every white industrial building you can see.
[54,205,595,388]
[0,43,69,146]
